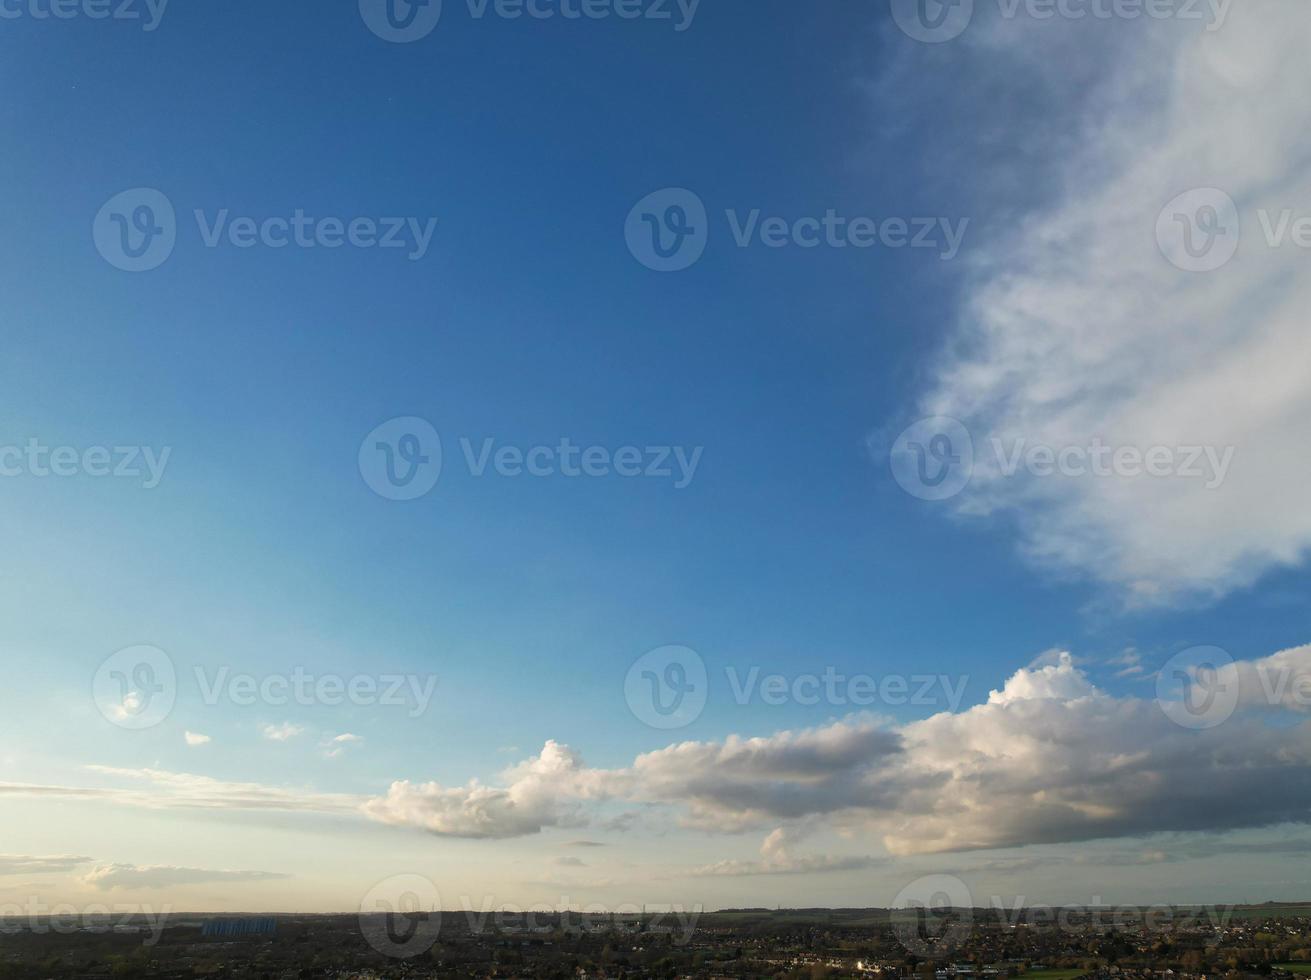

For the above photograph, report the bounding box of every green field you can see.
[1222,905,1311,921]
[1023,970,1089,980]
[1275,965,1311,975]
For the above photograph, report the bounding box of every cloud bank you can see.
[364,645,1311,855]
[15,648,1311,860]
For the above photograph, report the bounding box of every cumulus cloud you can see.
[82,864,289,890]
[364,644,1311,854]
[987,651,1095,704]
[184,731,211,746]
[622,720,902,831]
[905,0,1311,606]
[15,646,1311,860]
[362,740,611,839]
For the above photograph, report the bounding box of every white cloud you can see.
[0,766,365,816]
[688,827,885,877]
[363,740,611,839]
[82,863,289,890]
[908,0,1311,606]
[14,645,1311,860]
[987,651,1096,704]
[324,732,363,758]
[364,644,1311,854]
[260,722,304,742]
[0,855,93,876]
[184,731,211,747]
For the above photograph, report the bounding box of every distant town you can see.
[2,903,1310,980]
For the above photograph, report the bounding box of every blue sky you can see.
[4,0,1311,915]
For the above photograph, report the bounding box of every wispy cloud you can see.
[260,722,304,742]
[0,767,365,817]
[82,863,290,890]
[687,827,885,877]
[0,855,93,876]
[903,0,1311,607]
[323,732,363,759]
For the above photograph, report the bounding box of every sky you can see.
[3,0,1311,920]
